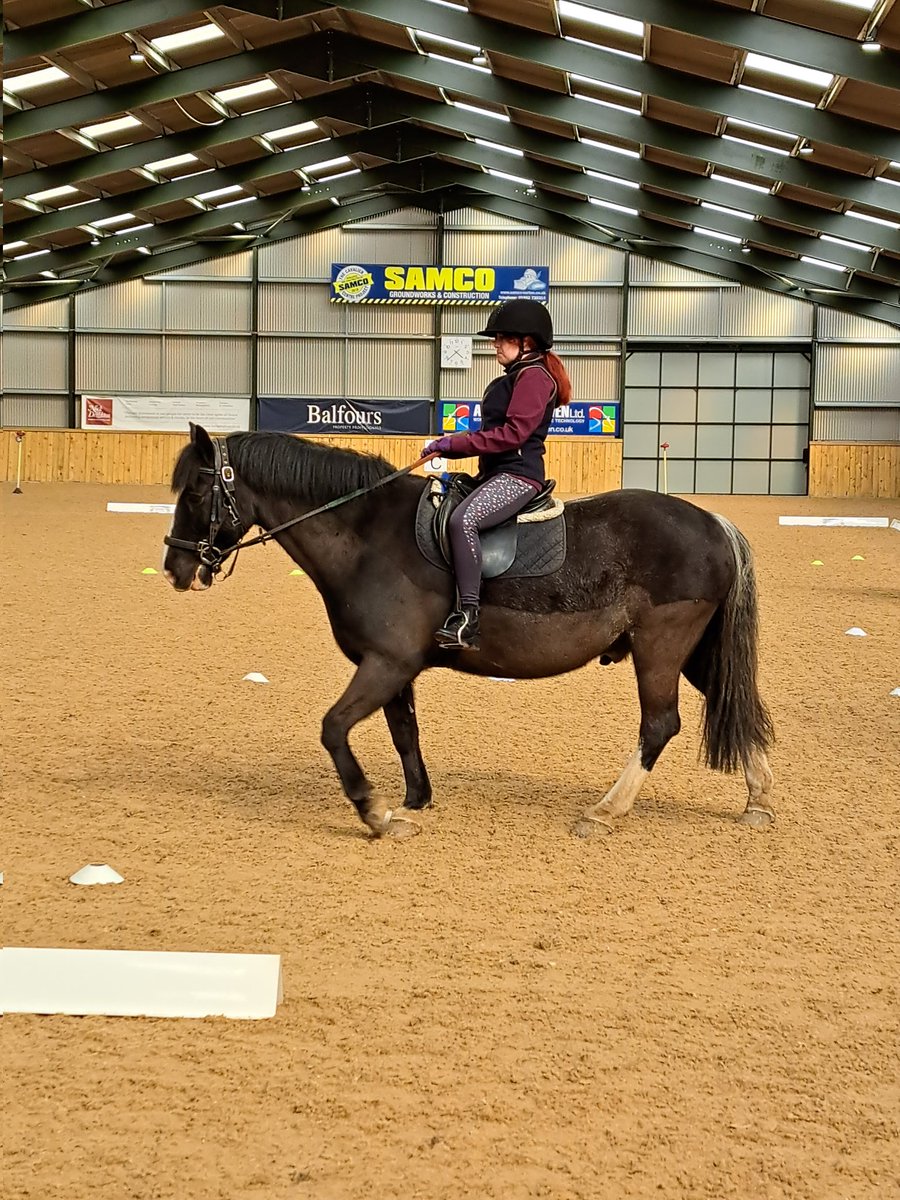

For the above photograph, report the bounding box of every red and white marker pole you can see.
[660,441,669,495]
[13,431,25,495]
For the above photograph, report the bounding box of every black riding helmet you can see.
[478,299,553,351]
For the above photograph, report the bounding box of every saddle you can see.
[415,472,567,579]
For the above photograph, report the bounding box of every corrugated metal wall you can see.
[3,204,899,473]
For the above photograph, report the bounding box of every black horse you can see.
[163,424,774,839]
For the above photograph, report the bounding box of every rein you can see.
[164,437,432,580]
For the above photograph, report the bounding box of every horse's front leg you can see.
[321,655,421,839]
[383,683,432,811]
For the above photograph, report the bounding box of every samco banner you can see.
[441,401,620,437]
[330,264,549,304]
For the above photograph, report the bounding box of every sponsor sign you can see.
[259,397,433,435]
[441,401,620,437]
[80,394,250,432]
[330,264,549,305]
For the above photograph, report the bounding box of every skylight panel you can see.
[143,153,200,172]
[92,213,136,227]
[827,0,877,10]
[846,210,900,230]
[738,86,816,109]
[118,223,154,234]
[580,136,640,159]
[412,29,480,54]
[24,185,79,203]
[800,255,847,273]
[5,241,29,252]
[559,3,643,38]
[744,53,833,89]
[474,139,524,158]
[585,170,639,189]
[321,168,362,182]
[486,169,534,187]
[4,66,70,95]
[80,115,143,139]
[700,201,755,221]
[267,121,320,141]
[213,79,280,104]
[427,53,490,73]
[710,172,771,195]
[195,185,244,201]
[151,25,227,53]
[570,76,641,100]
[588,197,639,216]
[694,226,743,244]
[820,234,872,252]
[451,102,509,123]
[305,155,352,174]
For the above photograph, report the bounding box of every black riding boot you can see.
[435,603,480,650]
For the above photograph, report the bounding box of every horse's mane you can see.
[172,432,396,504]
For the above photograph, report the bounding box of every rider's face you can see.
[492,335,523,366]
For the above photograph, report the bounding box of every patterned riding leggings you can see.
[448,473,539,606]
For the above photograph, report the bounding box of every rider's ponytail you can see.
[542,351,572,407]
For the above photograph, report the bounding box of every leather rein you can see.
[163,436,430,581]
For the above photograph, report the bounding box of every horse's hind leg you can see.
[321,656,421,839]
[573,601,714,838]
[383,683,432,811]
[741,746,775,828]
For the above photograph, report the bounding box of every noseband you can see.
[163,436,430,583]
[163,437,245,578]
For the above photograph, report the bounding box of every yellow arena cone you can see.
[142,567,158,575]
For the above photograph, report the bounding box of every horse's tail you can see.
[686,515,774,773]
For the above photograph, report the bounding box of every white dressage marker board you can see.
[107,502,176,514]
[0,948,283,1019]
[778,516,889,527]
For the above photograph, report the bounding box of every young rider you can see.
[422,298,572,649]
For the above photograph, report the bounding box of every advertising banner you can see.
[330,263,549,304]
[259,397,433,435]
[80,394,250,432]
[440,400,620,437]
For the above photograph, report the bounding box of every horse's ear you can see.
[190,422,215,465]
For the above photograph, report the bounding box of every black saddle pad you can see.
[415,475,566,579]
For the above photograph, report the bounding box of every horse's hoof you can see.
[571,815,615,839]
[739,807,775,830]
[384,815,421,839]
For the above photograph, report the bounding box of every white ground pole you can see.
[779,516,889,527]
[0,948,283,1020]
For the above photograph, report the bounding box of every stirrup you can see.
[435,606,480,650]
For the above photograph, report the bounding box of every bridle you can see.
[163,435,431,581]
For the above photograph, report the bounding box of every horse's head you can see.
[164,423,247,592]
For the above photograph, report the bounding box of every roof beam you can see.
[474,192,900,330]
[3,160,428,281]
[7,32,899,223]
[590,0,900,90]
[249,0,900,158]
[5,0,214,61]
[427,166,900,319]
[1,194,404,311]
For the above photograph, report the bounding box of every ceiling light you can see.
[694,226,743,244]
[450,101,509,122]
[588,198,639,217]
[585,169,639,189]
[700,201,754,220]
[710,172,770,195]
[304,155,352,174]
[861,39,881,53]
[137,247,152,255]
[24,184,79,203]
[195,184,244,201]
[3,66,70,95]
[80,115,143,139]
[846,210,900,230]
[92,213,136,227]
[799,141,814,155]
[474,138,524,158]
[559,3,643,38]
[741,245,752,254]
[744,52,833,88]
[427,53,491,73]
[486,169,534,186]
[5,241,29,251]
[151,25,227,53]
[129,52,145,64]
[143,153,199,172]
[580,136,640,159]
[267,121,320,141]
[800,255,847,273]
[213,79,279,104]
[412,29,481,54]
[472,54,488,67]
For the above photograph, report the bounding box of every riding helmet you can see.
[478,299,553,350]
